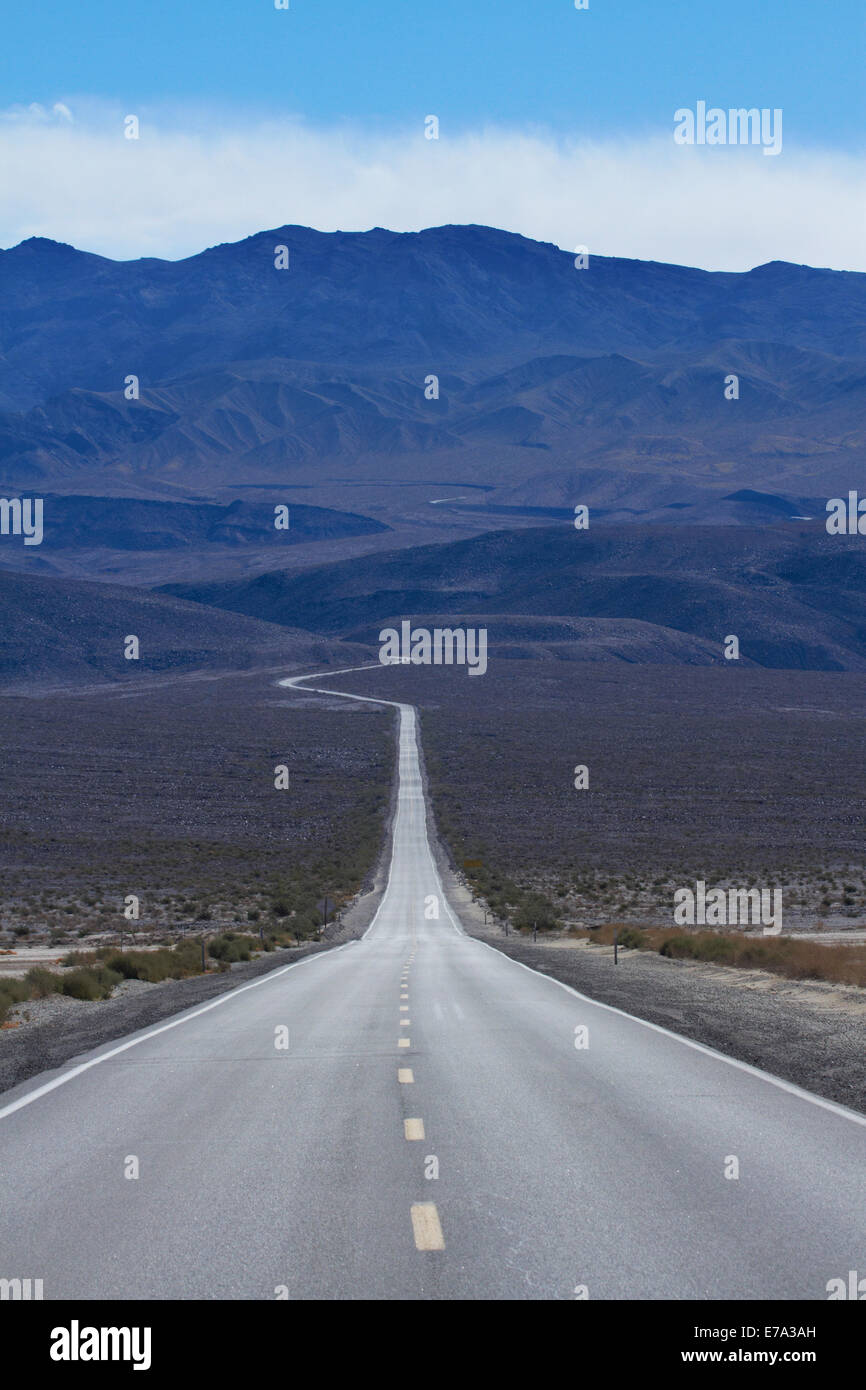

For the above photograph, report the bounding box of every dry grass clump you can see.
[573,923,866,988]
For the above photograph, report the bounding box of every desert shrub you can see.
[100,951,140,980]
[61,966,121,1000]
[96,940,204,983]
[513,893,559,931]
[62,950,97,967]
[15,961,123,1004]
[616,927,646,949]
[208,933,255,964]
[660,933,739,963]
[267,927,297,948]
[24,967,60,998]
[653,932,866,988]
[736,940,791,969]
[0,977,30,1023]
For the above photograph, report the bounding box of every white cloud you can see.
[1,100,75,125]
[0,105,863,270]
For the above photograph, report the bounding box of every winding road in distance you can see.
[0,667,864,1300]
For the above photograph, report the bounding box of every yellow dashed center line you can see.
[396,956,437,1251]
[411,1203,445,1251]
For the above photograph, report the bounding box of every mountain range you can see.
[0,226,863,520]
[1,223,863,682]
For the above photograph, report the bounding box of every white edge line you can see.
[0,938,357,1123]
[472,937,866,1131]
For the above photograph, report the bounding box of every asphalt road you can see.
[0,668,864,1300]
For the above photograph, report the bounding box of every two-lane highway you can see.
[0,668,864,1299]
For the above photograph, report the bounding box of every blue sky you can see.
[3,0,863,145]
[1,1,864,268]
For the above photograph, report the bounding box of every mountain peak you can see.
[6,236,80,254]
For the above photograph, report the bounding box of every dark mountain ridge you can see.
[1,224,862,554]
[4,227,865,412]
[0,568,368,689]
[162,522,866,672]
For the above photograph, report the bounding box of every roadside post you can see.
[316,896,335,938]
